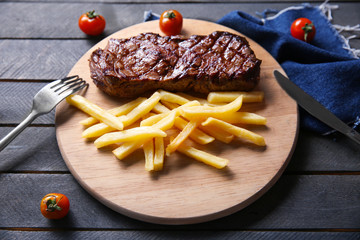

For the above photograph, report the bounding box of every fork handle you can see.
[0,110,40,152]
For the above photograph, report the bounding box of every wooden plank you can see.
[1,230,359,240]
[0,174,359,229]
[0,2,359,41]
[1,0,328,3]
[0,127,68,172]
[287,129,360,172]
[0,40,92,79]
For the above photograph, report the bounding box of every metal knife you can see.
[274,70,360,145]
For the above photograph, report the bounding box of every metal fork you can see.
[0,75,87,152]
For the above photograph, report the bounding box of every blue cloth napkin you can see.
[144,4,360,134]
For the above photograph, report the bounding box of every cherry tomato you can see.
[291,18,316,43]
[78,10,106,36]
[40,193,70,219]
[159,9,183,36]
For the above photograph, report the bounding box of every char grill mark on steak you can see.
[89,31,262,98]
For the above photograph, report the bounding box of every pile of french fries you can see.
[66,89,266,171]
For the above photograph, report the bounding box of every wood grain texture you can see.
[1,230,359,240]
[287,129,360,172]
[3,0,327,3]
[0,127,68,172]
[1,174,359,229]
[55,19,298,224]
[0,40,93,79]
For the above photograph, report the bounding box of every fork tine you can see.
[57,75,79,85]
[46,75,80,91]
[61,76,82,86]
[57,80,88,98]
[68,81,88,94]
[52,76,81,91]
[61,75,79,82]
[53,77,82,93]
[57,78,85,94]
[44,79,63,89]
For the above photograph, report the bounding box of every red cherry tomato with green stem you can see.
[291,18,316,43]
[40,193,70,219]
[159,9,183,36]
[79,10,106,36]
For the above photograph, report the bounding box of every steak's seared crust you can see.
[89,31,262,98]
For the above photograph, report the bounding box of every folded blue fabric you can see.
[144,4,360,134]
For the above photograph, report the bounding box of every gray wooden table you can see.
[0,0,359,239]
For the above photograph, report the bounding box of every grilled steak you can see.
[89,31,261,98]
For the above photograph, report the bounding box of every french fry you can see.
[141,112,157,120]
[202,117,265,146]
[82,92,161,138]
[163,100,201,111]
[199,124,234,144]
[120,91,161,127]
[143,139,154,171]
[215,112,267,125]
[167,97,238,143]
[166,120,199,156]
[174,117,215,145]
[94,127,167,148]
[177,144,229,169]
[160,101,180,111]
[207,91,264,103]
[180,95,243,119]
[158,89,190,105]
[113,140,145,160]
[147,102,216,145]
[161,100,201,112]
[141,101,199,128]
[146,102,215,145]
[152,102,171,114]
[154,137,164,171]
[79,97,146,126]
[82,122,116,138]
[66,94,124,130]
[140,112,170,126]
[151,111,178,131]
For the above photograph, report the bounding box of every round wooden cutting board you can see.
[55,19,298,225]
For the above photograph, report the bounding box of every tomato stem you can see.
[46,195,63,212]
[86,10,99,19]
[164,11,176,19]
[302,23,314,42]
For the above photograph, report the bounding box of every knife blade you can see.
[274,70,360,145]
